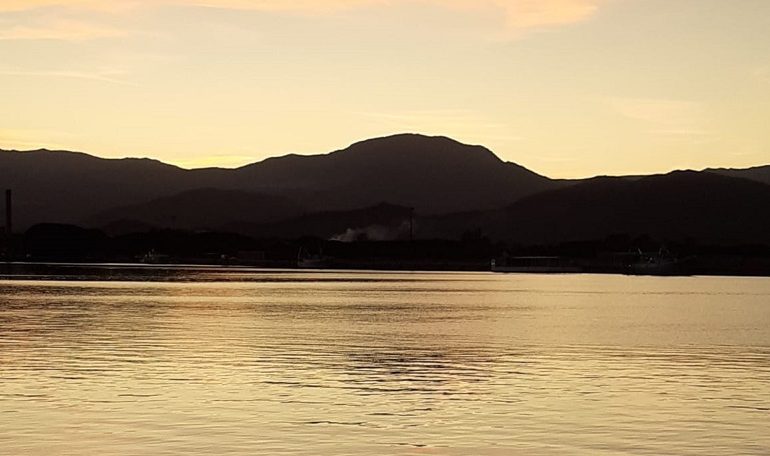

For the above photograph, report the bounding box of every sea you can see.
[1,265,769,455]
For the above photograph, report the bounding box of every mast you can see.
[4,189,10,237]
[409,207,414,242]
[3,189,11,261]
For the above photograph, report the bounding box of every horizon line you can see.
[1,132,768,180]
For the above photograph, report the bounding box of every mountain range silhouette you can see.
[2,133,769,245]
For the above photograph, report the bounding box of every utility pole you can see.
[5,189,11,237]
[409,207,414,242]
[3,189,11,261]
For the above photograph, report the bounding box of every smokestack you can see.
[4,189,11,236]
[409,207,414,242]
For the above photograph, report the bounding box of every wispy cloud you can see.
[468,0,606,32]
[649,129,719,145]
[610,97,717,143]
[0,67,134,85]
[0,1,138,13]
[0,19,125,41]
[0,1,74,12]
[610,97,704,127]
[0,127,72,150]
[186,0,608,32]
[0,0,609,34]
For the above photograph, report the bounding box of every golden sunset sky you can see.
[1,0,768,177]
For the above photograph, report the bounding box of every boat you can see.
[627,248,679,275]
[491,256,582,273]
[297,247,335,269]
[141,249,170,264]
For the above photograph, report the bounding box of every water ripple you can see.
[1,270,770,455]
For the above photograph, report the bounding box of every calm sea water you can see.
[1,267,769,455]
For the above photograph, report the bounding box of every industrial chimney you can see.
[4,189,11,236]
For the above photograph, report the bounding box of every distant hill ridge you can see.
[1,134,769,246]
[708,164,770,185]
[90,188,305,234]
[452,170,770,245]
[227,134,558,214]
[0,134,561,228]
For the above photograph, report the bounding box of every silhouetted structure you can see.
[4,189,11,236]
[409,207,415,242]
[2,189,11,261]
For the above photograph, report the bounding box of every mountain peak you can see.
[229,132,552,214]
[338,133,503,165]
[348,132,470,148]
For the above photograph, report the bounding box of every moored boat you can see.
[297,247,335,269]
[627,248,679,275]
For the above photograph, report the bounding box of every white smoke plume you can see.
[330,219,414,242]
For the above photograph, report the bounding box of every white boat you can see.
[141,249,170,264]
[297,247,335,269]
[628,249,678,275]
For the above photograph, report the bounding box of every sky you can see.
[0,0,768,178]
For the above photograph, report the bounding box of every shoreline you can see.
[2,260,770,279]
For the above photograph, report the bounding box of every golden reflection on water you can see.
[1,270,770,455]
